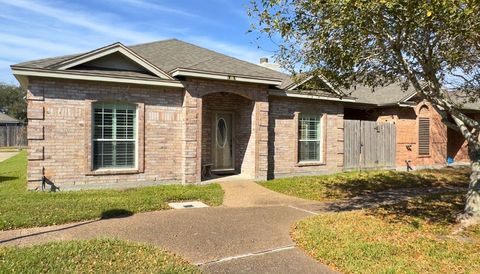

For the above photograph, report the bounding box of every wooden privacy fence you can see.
[0,125,27,147]
[344,120,396,170]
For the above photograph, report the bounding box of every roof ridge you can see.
[132,38,289,78]
[127,38,178,48]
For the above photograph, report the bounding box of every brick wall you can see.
[376,101,448,168]
[447,113,480,163]
[268,96,344,178]
[26,77,271,189]
[27,77,183,190]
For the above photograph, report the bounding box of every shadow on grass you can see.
[0,209,134,244]
[366,193,465,226]
[101,209,134,219]
[324,167,469,199]
[0,176,18,183]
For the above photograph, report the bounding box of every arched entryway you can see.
[201,92,255,180]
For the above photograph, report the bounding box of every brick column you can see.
[254,91,269,180]
[181,88,202,184]
[26,83,46,190]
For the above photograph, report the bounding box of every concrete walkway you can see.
[0,180,335,273]
[0,151,18,162]
[219,180,321,208]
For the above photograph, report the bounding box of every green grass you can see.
[0,239,199,273]
[0,151,224,230]
[260,168,469,201]
[292,193,480,274]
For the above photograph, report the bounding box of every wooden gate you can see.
[344,120,396,170]
[0,125,27,147]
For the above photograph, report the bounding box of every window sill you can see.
[418,155,431,158]
[86,168,140,176]
[296,161,326,167]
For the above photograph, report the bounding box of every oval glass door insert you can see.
[216,118,227,148]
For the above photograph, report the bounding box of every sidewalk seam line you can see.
[196,245,296,266]
[287,205,319,215]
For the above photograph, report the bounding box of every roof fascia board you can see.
[287,74,346,97]
[50,43,174,80]
[11,67,184,88]
[269,89,356,102]
[171,69,283,85]
[286,75,314,90]
[397,103,416,108]
[399,91,418,103]
[49,42,120,69]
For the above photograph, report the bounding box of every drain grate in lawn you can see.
[168,201,209,209]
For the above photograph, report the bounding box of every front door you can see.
[212,112,234,172]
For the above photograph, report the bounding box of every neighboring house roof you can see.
[346,83,480,110]
[449,91,480,111]
[344,83,417,106]
[458,100,480,111]
[13,39,288,86]
[0,113,21,124]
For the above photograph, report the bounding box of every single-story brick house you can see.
[0,113,22,126]
[11,39,479,190]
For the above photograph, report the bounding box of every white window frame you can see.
[92,102,138,170]
[298,113,324,163]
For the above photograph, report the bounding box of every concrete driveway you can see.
[0,180,336,273]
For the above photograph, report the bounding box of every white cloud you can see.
[116,0,198,17]
[0,0,280,83]
[0,0,162,44]
[0,44,54,62]
[0,32,83,54]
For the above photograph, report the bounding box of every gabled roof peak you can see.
[46,42,173,80]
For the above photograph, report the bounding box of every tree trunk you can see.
[458,145,480,228]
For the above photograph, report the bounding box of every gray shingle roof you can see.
[344,84,417,105]
[14,54,79,69]
[450,91,480,111]
[0,113,21,124]
[129,39,288,80]
[346,84,480,110]
[13,39,289,82]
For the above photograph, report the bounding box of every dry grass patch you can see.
[292,192,480,273]
[0,239,199,273]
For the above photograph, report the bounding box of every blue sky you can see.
[0,0,277,84]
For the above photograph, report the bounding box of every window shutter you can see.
[298,114,323,162]
[93,103,136,169]
[418,117,430,156]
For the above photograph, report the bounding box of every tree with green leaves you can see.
[0,83,26,122]
[249,0,480,228]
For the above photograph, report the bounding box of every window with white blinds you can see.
[93,103,137,169]
[298,113,323,162]
[418,117,430,156]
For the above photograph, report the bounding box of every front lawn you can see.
[260,168,469,201]
[0,151,223,230]
[292,193,480,273]
[0,239,199,273]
